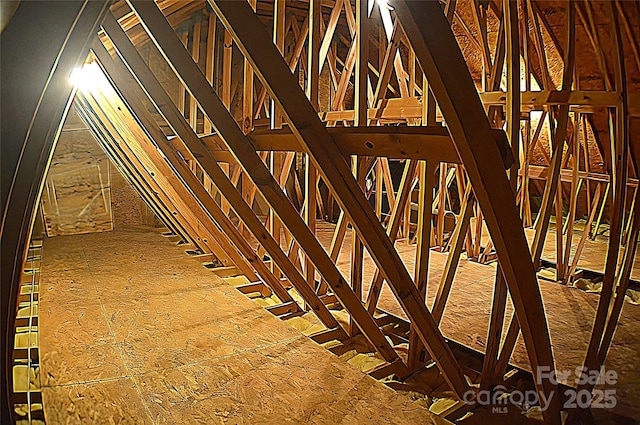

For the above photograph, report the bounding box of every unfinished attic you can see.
[1,0,639,424]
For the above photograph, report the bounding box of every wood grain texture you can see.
[41,106,113,237]
[39,227,442,424]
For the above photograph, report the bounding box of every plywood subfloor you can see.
[39,226,445,424]
[529,226,640,280]
[313,222,640,421]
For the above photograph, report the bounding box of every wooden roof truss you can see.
[3,0,639,423]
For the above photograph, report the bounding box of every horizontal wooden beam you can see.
[482,90,640,116]
[526,165,639,188]
[320,92,640,117]
[480,90,621,107]
[197,126,513,166]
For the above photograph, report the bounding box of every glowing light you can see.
[70,62,105,91]
[377,0,395,41]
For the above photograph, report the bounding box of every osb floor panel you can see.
[314,222,640,420]
[39,226,445,424]
[529,227,640,280]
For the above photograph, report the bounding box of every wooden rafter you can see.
[125,0,411,370]
[393,1,561,422]
[208,0,470,397]
[4,0,639,422]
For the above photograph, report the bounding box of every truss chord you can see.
[125,0,411,369]
[393,1,561,421]
[208,0,471,396]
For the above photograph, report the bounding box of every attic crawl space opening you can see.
[2,1,639,424]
